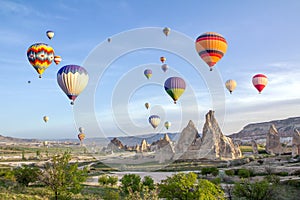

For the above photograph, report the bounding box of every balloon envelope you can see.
[164,77,186,104]
[54,55,62,65]
[43,116,49,123]
[163,27,170,36]
[79,127,84,133]
[161,64,169,72]
[57,65,89,104]
[27,43,54,78]
[164,121,171,130]
[160,57,166,63]
[78,133,85,141]
[252,74,268,93]
[195,32,227,70]
[225,79,237,94]
[145,102,150,109]
[149,115,160,129]
[46,30,54,39]
[144,69,152,79]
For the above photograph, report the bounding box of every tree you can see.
[142,176,155,190]
[120,174,142,195]
[13,165,40,187]
[233,179,275,200]
[39,151,88,200]
[107,175,118,186]
[98,174,109,186]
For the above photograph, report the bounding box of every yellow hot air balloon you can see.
[43,116,49,123]
[195,32,227,71]
[163,27,170,36]
[164,121,171,130]
[225,79,237,94]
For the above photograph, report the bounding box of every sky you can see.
[1,0,300,140]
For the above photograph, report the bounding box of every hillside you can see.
[228,117,300,141]
[0,134,38,143]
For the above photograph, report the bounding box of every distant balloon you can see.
[79,127,84,133]
[46,30,54,40]
[27,43,54,78]
[164,77,186,104]
[54,55,62,65]
[225,79,237,94]
[78,133,85,142]
[108,38,111,42]
[163,27,170,36]
[195,32,227,71]
[164,121,171,130]
[28,81,31,84]
[57,65,89,105]
[252,74,268,93]
[145,102,150,110]
[161,64,169,72]
[43,141,48,146]
[43,116,49,123]
[149,115,160,129]
[160,57,166,63]
[144,69,152,79]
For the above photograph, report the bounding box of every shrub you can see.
[201,167,219,177]
[103,188,120,200]
[142,176,155,190]
[98,174,109,186]
[225,169,234,176]
[238,168,250,178]
[13,165,40,186]
[107,175,118,186]
[120,174,142,195]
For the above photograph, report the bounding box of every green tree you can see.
[196,179,225,200]
[233,179,275,200]
[13,165,40,186]
[238,168,251,178]
[107,175,118,186]
[39,151,88,200]
[201,167,219,176]
[120,174,142,195]
[142,176,155,190]
[98,174,109,186]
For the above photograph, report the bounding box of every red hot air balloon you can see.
[252,74,268,93]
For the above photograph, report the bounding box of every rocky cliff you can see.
[229,117,300,141]
[266,124,282,155]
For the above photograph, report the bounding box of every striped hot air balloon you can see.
[195,32,227,71]
[54,55,62,65]
[252,74,268,93]
[144,69,152,79]
[225,79,237,94]
[27,43,54,78]
[164,77,186,104]
[57,65,89,105]
[149,115,160,129]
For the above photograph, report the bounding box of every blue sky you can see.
[1,0,300,139]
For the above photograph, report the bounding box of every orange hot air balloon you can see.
[195,32,227,71]
[252,74,268,93]
[54,55,62,65]
[160,56,166,63]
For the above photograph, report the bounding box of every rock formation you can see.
[151,133,172,151]
[106,138,124,152]
[266,124,282,155]
[292,128,300,157]
[155,143,175,163]
[177,110,241,160]
[140,139,149,152]
[251,140,258,155]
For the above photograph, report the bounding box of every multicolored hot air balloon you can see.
[145,102,150,110]
[54,55,62,65]
[252,74,268,93]
[43,116,49,123]
[46,30,54,40]
[144,69,152,79]
[57,65,89,105]
[225,79,237,94]
[149,115,160,129]
[195,32,227,71]
[164,77,186,104]
[160,56,166,63]
[161,64,169,72]
[163,27,170,36]
[164,121,171,130]
[27,43,54,78]
[78,133,85,143]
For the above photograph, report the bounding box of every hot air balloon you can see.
[164,77,186,104]
[43,116,49,123]
[161,64,169,72]
[252,74,268,93]
[79,127,84,133]
[225,79,237,94]
[27,81,31,84]
[27,43,54,78]
[144,69,152,79]
[54,55,62,65]
[145,102,150,110]
[195,32,227,71]
[164,121,171,130]
[160,56,166,63]
[78,133,85,143]
[149,115,160,129]
[108,38,111,42]
[46,30,54,40]
[163,27,170,36]
[57,65,89,105]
